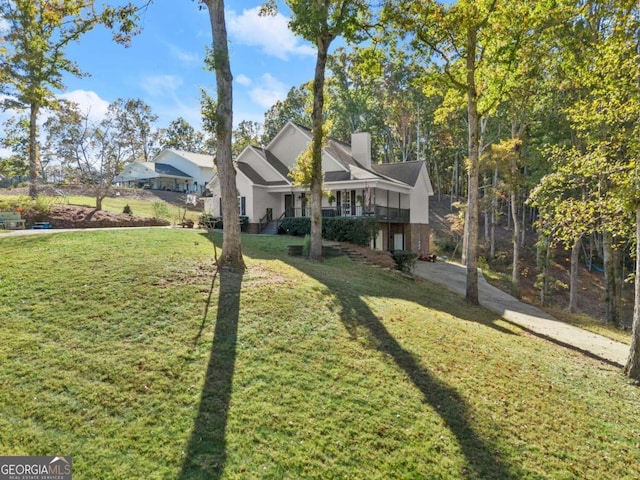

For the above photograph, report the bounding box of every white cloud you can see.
[248,73,287,108]
[59,90,110,122]
[226,7,315,61]
[140,75,183,97]
[236,74,252,86]
[167,43,201,67]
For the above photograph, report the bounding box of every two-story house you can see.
[205,122,433,253]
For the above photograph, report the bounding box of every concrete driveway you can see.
[413,260,630,368]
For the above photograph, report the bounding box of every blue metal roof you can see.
[154,163,192,178]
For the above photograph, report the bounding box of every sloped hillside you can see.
[428,196,634,328]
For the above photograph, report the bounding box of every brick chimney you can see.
[351,132,371,169]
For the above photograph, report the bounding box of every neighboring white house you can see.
[114,149,215,194]
[205,122,434,253]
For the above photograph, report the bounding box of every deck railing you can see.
[283,204,409,223]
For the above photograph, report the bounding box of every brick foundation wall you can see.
[409,223,430,255]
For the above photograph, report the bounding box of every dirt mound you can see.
[22,204,169,229]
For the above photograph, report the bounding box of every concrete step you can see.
[260,220,279,235]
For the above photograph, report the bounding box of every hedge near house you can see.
[279,217,378,246]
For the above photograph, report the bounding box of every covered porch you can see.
[276,187,411,224]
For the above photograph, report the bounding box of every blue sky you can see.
[58,0,318,129]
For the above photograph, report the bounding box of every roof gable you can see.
[372,161,426,187]
[154,149,215,169]
[236,123,432,196]
[237,162,288,186]
[266,122,347,173]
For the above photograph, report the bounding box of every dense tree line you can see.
[257,0,639,376]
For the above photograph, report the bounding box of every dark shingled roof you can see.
[371,161,425,187]
[154,163,192,178]
[326,141,359,169]
[264,149,291,179]
[237,162,288,186]
[249,147,291,181]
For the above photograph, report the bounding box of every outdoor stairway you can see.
[260,220,279,235]
[339,245,370,263]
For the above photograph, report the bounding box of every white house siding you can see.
[269,125,309,169]
[410,165,434,225]
[251,188,280,223]
[236,173,253,218]
[203,197,217,216]
[409,186,430,224]
[204,176,221,216]
[198,167,215,190]
[269,124,345,174]
[154,150,214,192]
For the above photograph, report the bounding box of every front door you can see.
[284,194,295,217]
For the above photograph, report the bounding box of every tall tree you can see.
[42,99,144,209]
[201,0,245,269]
[0,0,150,198]
[111,98,160,162]
[159,117,205,153]
[385,0,561,304]
[264,0,369,260]
[325,47,386,153]
[232,120,262,158]
[262,84,312,144]
[554,0,638,377]
[0,116,30,179]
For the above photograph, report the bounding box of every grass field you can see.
[64,195,201,224]
[1,230,639,479]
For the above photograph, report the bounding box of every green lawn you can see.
[64,195,201,224]
[0,230,638,479]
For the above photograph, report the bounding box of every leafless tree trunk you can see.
[490,167,498,258]
[569,236,582,313]
[205,0,245,270]
[603,230,618,325]
[539,235,552,307]
[510,186,520,290]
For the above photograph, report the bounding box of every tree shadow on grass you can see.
[178,266,244,480]
[285,259,524,479]
[192,233,524,477]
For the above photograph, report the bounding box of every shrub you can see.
[123,204,132,215]
[303,234,311,256]
[0,195,53,219]
[0,195,52,215]
[392,250,418,272]
[198,213,220,229]
[278,216,378,246]
[198,214,249,231]
[151,201,169,219]
[279,217,311,237]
